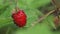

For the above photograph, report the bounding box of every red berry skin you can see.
[12,10,27,27]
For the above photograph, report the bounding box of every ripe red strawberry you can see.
[12,9,27,27]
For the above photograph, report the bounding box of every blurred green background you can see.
[0,0,60,34]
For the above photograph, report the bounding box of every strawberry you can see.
[12,9,27,27]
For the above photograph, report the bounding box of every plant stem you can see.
[51,0,56,4]
[15,0,18,12]
[30,9,55,29]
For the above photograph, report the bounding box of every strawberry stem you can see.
[15,0,18,12]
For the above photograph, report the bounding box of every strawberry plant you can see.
[0,0,60,34]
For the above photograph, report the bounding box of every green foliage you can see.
[0,0,60,34]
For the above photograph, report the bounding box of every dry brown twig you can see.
[29,10,56,29]
[28,0,60,29]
